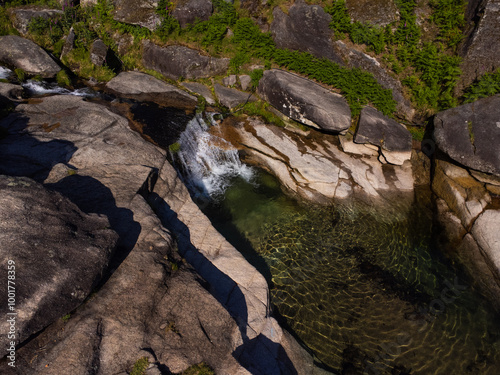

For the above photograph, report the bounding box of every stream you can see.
[6,75,500,374]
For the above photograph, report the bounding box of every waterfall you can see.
[172,113,254,200]
[22,80,96,97]
[0,66,12,79]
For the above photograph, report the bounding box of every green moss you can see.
[467,120,475,146]
[407,125,425,141]
[14,68,26,82]
[61,313,71,322]
[181,362,214,375]
[239,101,285,127]
[130,357,149,375]
[62,48,116,82]
[169,142,181,153]
[56,70,71,87]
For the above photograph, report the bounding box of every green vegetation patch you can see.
[130,357,149,375]
[463,69,500,103]
[181,362,215,375]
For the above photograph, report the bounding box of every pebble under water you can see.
[198,171,500,374]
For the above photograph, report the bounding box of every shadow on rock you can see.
[148,192,298,374]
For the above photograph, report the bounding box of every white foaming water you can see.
[173,113,254,199]
[0,66,13,79]
[22,80,96,97]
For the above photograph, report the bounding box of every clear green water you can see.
[199,170,500,374]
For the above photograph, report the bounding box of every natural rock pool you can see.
[197,171,500,374]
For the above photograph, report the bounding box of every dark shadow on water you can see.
[148,192,298,374]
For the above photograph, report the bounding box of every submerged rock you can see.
[354,106,412,165]
[0,175,118,347]
[258,69,351,133]
[142,41,230,80]
[434,95,500,177]
[106,71,197,108]
[0,35,61,78]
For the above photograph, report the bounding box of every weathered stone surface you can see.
[0,82,24,100]
[0,175,118,347]
[270,0,344,64]
[214,83,255,109]
[172,0,213,28]
[345,0,398,26]
[222,74,237,87]
[0,35,61,78]
[60,26,75,58]
[472,209,500,277]
[239,74,252,91]
[142,41,230,80]
[106,71,197,108]
[354,106,412,165]
[339,132,379,157]
[218,117,414,203]
[0,95,316,373]
[182,81,216,104]
[335,40,415,121]
[113,0,161,31]
[90,39,108,66]
[10,7,63,35]
[434,95,500,176]
[258,69,351,133]
[432,160,491,229]
[457,0,500,93]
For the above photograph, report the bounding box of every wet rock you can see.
[270,0,344,64]
[345,0,398,26]
[172,0,213,28]
[434,95,500,177]
[106,71,197,109]
[335,41,415,121]
[142,41,230,80]
[354,106,412,165]
[472,209,500,274]
[0,175,118,347]
[223,117,414,202]
[258,69,351,133]
[10,7,63,35]
[181,81,216,105]
[214,83,255,109]
[457,0,500,93]
[113,0,161,31]
[0,35,61,78]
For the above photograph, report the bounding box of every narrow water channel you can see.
[171,115,500,374]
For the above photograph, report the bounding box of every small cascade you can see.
[172,113,254,200]
[0,66,12,79]
[22,80,96,97]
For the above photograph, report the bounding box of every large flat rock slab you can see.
[0,175,118,347]
[0,35,61,78]
[142,41,230,80]
[106,71,197,108]
[434,95,500,176]
[257,69,351,133]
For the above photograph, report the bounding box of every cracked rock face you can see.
[258,69,352,134]
[0,175,118,348]
[172,0,213,28]
[217,117,414,203]
[113,0,162,31]
[434,95,500,177]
